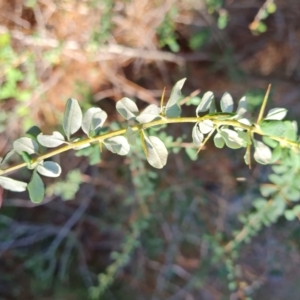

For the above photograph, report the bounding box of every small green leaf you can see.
[192,124,204,147]
[13,137,39,155]
[1,149,16,165]
[0,176,27,192]
[185,147,198,161]
[220,92,234,113]
[104,136,130,156]
[213,132,225,148]
[26,126,42,140]
[21,151,32,165]
[165,78,186,117]
[116,97,139,120]
[63,98,83,140]
[236,96,247,116]
[37,131,66,148]
[144,135,168,169]
[82,107,107,136]
[259,120,286,137]
[253,140,272,164]
[125,126,136,145]
[37,161,62,178]
[136,104,160,123]
[196,91,214,115]
[28,171,44,203]
[262,136,278,148]
[219,128,245,149]
[260,184,278,197]
[284,210,296,221]
[264,108,287,121]
[199,120,214,134]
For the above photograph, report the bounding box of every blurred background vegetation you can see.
[1,0,300,299]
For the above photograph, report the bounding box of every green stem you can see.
[0,114,299,176]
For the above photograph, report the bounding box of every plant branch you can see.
[1,114,299,176]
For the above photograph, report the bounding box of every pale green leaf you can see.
[144,135,168,169]
[238,118,251,126]
[13,137,39,154]
[236,96,247,116]
[116,97,139,120]
[219,128,245,149]
[37,131,66,148]
[213,132,225,148]
[199,120,214,134]
[165,78,186,117]
[136,104,160,123]
[28,171,44,203]
[125,126,136,145]
[196,91,214,115]
[104,136,130,156]
[63,98,83,140]
[1,149,16,165]
[284,210,296,221]
[253,140,272,164]
[220,92,234,113]
[264,108,287,121]
[82,107,107,136]
[192,124,204,147]
[0,176,27,192]
[37,161,62,178]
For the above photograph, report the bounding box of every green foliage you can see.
[1,78,300,298]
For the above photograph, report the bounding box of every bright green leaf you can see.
[0,176,27,192]
[116,97,139,120]
[284,210,296,221]
[28,171,45,203]
[63,98,83,140]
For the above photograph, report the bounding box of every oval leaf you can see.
[144,135,168,169]
[125,126,137,145]
[219,128,245,149]
[116,97,139,120]
[199,120,214,134]
[213,132,225,148]
[136,104,161,124]
[28,171,45,203]
[253,140,272,165]
[37,161,62,178]
[264,108,287,121]
[13,137,39,155]
[165,78,186,118]
[37,131,66,148]
[63,98,83,140]
[82,107,107,136]
[237,96,247,116]
[220,92,234,113]
[192,124,204,147]
[196,91,214,115]
[0,176,27,192]
[104,136,130,156]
